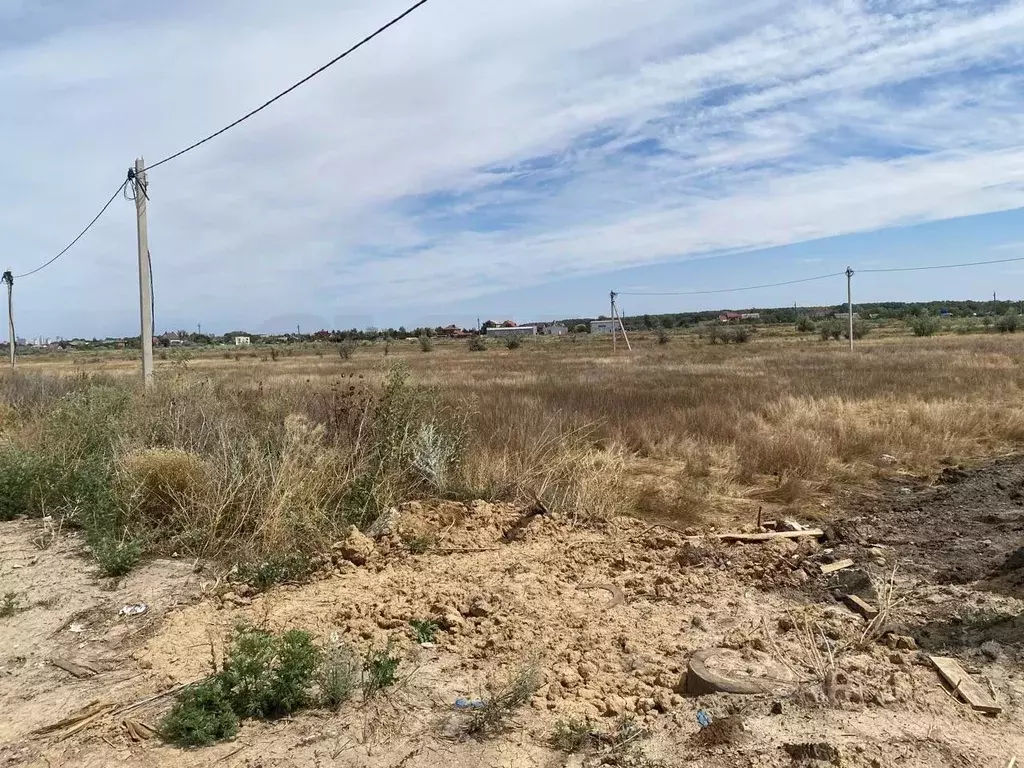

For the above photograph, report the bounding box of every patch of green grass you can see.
[361,640,401,698]
[551,716,597,752]
[0,592,21,618]
[409,619,439,644]
[403,534,435,554]
[160,679,238,747]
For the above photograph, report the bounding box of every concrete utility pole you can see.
[2,270,13,370]
[846,266,854,352]
[134,158,154,387]
[610,291,617,352]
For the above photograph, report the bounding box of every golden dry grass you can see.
[11,330,1024,528]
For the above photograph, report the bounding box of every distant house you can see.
[718,312,743,323]
[486,325,537,338]
[590,319,616,334]
[500,320,518,328]
[740,312,760,321]
[543,324,568,336]
[234,336,251,346]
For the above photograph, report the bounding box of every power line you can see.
[859,255,1024,273]
[13,179,128,279]
[618,271,845,297]
[146,0,432,172]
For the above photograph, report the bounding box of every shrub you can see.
[338,341,356,359]
[996,311,1019,333]
[461,660,540,737]
[572,324,588,334]
[954,321,974,335]
[409,619,439,644]
[316,635,359,710]
[656,329,670,345]
[819,320,842,340]
[844,319,869,340]
[160,680,238,747]
[909,316,940,337]
[218,625,319,719]
[91,533,142,576]
[0,592,20,618]
[361,640,401,698]
[795,316,815,333]
[235,553,312,591]
[505,335,522,350]
[468,336,487,352]
[269,348,278,362]
[551,717,596,753]
[418,335,433,353]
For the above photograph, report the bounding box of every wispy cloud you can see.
[2,0,1024,333]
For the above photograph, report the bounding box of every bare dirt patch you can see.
[2,483,1023,767]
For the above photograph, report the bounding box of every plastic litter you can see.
[119,603,148,617]
[69,623,86,633]
[454,697,486,710]
[696,709,713,729]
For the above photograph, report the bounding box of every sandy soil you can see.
[1,463,1022,768]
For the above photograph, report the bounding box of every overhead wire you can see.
[617,271,846,297]
[146,0,432,172]
[858,254,1024,273]
[13,179,128,279]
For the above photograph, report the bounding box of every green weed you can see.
[409,619,439,644]
[218,625,319,719]
[316,635,359,710]
[0,592,21,618]
[160,679,238,747]
[361,640,401,698]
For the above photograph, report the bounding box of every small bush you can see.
[954,321,974,335]
[403,534,435,554]
[997,311,1019,333]
[236,553,312,591]
[0,592,20,618]
[468,337,487,352]
[219,625,319,719]
[361,640,401,698]
[844,319,869,340]
[819,320,842,341]
[316,635,359,710]
[462,660,540,737]
[505,335,522,350]
[656,329,670,345]
[91,533,142,576]
[409,421,463,493]
[160,680,238,747]
[551,717,596,752]
[338,341,356,359]
[409,619,439,644]
[269,348,279,362]
[909,316,940,337]
[795,316,815,333]
[418,335,433,353]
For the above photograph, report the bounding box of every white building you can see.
[590,320,616,334]
[234,336,251,346]
[543,324,568,336]
[486,325,537,337]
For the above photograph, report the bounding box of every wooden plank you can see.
[930,656,1002,714]
[709,529,824,543]
[51,658,99,679]
[843,594,879,621]
[820,559,855,575]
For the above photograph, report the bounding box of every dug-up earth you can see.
[2,461,1024,768]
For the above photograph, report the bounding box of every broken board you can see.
[820,559,855,575]
[843,594,879,621]
[929,656,1002,714]
[706,529,824,543]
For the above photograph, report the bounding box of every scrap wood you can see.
[843,594,879,621]
[51,657,99,678]
[695,529,824,543]
[111,678,203,717]
[929,656,1002,714]
[32,700,114,737]
[122,719,157,741]
[820,559,855,575]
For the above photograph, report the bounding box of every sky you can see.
[4,0,1024,336]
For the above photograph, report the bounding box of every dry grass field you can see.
[2,330,1023,767]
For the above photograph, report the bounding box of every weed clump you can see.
[409,619,439,644]
[468,336,487,352]
[361,640,401,698]
[160,680,238,747]
[218,625,319,719]
[462,660,540,737]
[316,634,359,710]
[0,592,20,618]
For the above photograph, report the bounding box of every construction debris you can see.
[820,559,855,575]
[930,656,1002,714]
[683,649,774,695]
[31,700,114,738]
[843,594,879,621]
[701,529,824,543]
[122,719,157,741]
[50,658,99,679]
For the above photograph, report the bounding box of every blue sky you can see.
[4,0,1024,336]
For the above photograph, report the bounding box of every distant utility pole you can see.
[197,322,202,336]
[297,324,301,336]
[2,270,13,370]
[609,291,632,352]
[846,266,854,352]
[134,158,154,387]
[610,291,617,352]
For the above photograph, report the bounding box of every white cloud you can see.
[2,0,1024,334]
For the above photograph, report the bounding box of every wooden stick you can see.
[51,658,99,678]
[111,679,203,717]
[693,529,824,543]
